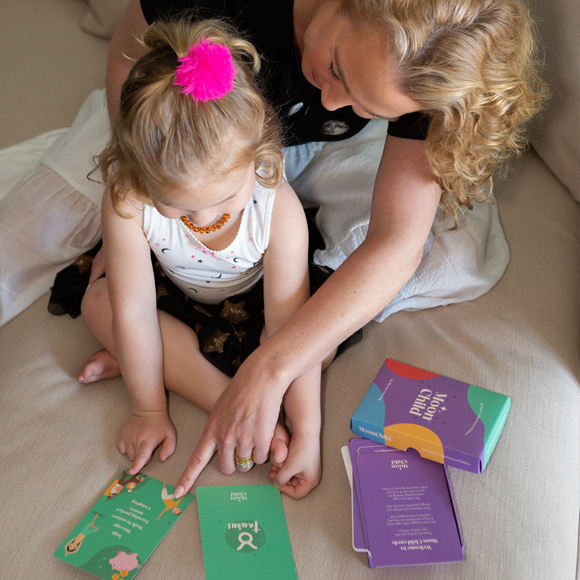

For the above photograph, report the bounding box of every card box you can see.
[351,359,510,473]
[344,438,463,568]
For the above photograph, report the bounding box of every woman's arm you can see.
[105,0,150,123]
[174,136,440,496]
[102,192,176,473]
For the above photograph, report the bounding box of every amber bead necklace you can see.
[180,213,231,234]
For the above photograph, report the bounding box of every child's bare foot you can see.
[269,433,321,499]
[77,349,121,383]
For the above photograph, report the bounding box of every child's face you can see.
[151,163,257,227]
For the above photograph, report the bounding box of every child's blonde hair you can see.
[340,0,549,223]
[99,19,284,213]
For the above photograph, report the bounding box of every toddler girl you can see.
[78,18,322,499]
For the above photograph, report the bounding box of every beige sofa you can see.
[0,1,578,579]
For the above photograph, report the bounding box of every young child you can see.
[78,19,322,499]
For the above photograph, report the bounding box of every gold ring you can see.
[234,453,255,471]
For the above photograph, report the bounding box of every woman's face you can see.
[300,1,420,122]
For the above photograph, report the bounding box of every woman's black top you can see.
[140,0,429,146]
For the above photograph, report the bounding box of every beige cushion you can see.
[80,0,129,39]
[0,1,109,150]
[529,0,580,200]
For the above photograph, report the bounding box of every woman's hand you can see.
[174,356,286,498]
[119,410,177,476]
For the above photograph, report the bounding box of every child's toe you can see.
[77,349,121,383]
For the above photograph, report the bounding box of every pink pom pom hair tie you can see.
[174,38,237,101]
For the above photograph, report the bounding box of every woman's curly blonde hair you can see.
[98,19,284,213]
[340,0,549,222]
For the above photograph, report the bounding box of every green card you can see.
[54,470,194,579]
[197,485,297,580]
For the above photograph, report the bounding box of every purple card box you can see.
[351,359,510,473]
[348,438,463,568]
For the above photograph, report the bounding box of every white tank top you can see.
[143,181,276,304]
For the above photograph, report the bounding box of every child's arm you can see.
[261,181,322,499]
[101,191,176,474]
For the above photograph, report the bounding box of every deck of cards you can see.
[343,438,464,568]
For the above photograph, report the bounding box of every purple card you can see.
[346,440,371,558]
[348,438,463,568]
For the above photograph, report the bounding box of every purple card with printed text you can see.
[347,439,371,558]
[348,438,463,568]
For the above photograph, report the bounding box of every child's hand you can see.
[269,433,321,500]
[118,411,177,475]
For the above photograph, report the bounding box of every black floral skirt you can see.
[48,245,361,378]
[154,258,266,378]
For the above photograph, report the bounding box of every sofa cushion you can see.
[529,0,580,200]
[0,1,109,150]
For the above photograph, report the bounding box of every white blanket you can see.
[284,117,510,322]
[41,89,111,206]
[1,89,510,323]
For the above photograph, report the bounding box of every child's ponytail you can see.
[99,19,283,215]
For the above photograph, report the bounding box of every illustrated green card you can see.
[197,485,297,580]
[54,470,194,579]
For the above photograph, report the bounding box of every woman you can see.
[52,0,550,494]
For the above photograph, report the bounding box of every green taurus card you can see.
[197,485,297,580]
[54,470,194,579]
